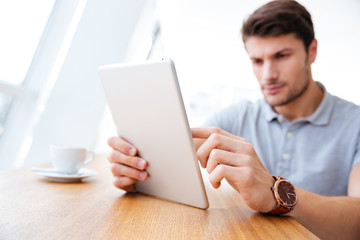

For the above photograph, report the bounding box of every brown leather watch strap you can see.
[266,175,296,215]
[267,205,291,215]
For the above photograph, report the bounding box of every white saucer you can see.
[32,167,98,183]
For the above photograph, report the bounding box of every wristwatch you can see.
[267,175,297,215]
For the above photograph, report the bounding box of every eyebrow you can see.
[275,48,293,54]
[250,48,293,60]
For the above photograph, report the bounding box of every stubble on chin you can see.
[264,80,309,108]
[263,65,310,108]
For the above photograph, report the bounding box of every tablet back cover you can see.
[99,59,208,209]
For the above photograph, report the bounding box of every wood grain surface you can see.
[0,154,318,240]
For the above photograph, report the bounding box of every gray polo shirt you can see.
[203,88,360,196]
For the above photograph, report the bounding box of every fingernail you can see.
[139,172,147,180]
[129,147,136,156]
[137,159,146,169]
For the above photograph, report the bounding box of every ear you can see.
[307,38,317,64]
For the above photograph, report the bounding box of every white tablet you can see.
[99,59,209,209]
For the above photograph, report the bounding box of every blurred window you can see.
[0,0,55,139]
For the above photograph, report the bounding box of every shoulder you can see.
[330,93,360,118]
[202,98,265,128]
[326,93,360,142]
[211,99,264,118]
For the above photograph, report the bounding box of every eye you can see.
[252,58,263,65]
[276,53,290,60]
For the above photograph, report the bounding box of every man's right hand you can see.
[107,136,149,192]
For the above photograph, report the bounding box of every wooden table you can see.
[0,154,318,240]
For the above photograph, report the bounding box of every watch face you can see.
[277,180,297,207]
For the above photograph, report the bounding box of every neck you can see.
[273,80,324,121]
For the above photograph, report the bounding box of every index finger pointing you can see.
[191,127,247,142]
[191,127,223,139]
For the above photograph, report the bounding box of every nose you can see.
[262,61,279,84]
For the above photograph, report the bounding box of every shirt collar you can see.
[264,82,335,126]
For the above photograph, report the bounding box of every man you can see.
[107,0,360,239]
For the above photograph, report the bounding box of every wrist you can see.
[266,176,277,212]
[266,176,298,215]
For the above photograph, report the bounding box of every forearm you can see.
[290,188,360,240]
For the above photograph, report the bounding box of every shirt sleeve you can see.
[200,101,249,134]
[202,112,221,127]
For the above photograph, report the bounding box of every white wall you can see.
[154,0,360,126]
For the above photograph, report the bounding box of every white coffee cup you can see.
[50,145,94,174]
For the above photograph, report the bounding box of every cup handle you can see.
[84,151,95,165]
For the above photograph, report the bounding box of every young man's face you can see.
[245,34,314,107]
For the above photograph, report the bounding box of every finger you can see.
[209,164,240,189]
[108,150,147,170]
[108,136,137,156]
[193,138,206,151]
[197,133,249,168]
[110,163,148,181]
[208,164,227,189]
[206,149,249,174]
[113,176,137,192]
[191,127,223,139]
[191,127,246,141]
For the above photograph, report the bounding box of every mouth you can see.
[263,84,284,94]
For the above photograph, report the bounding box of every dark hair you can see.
[241,0,314,51]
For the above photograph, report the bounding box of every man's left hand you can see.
[192,127,276,213]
